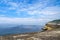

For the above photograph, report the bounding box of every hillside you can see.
[50,19,60,23]
[35,30,60,40]
[36,19,60,40]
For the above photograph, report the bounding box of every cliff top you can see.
[49,19,60,23]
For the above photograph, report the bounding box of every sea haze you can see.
[0,25,43,36]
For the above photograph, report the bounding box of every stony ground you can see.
[34,30,60,40]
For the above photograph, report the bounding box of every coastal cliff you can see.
[0,19,60,40]
[37,19,60,40]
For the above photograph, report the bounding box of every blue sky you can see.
[0,0,60,25]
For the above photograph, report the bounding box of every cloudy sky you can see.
[0,0,60,25]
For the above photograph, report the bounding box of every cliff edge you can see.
[35,19,60,40]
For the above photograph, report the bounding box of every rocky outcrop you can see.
[37,19,60,40]
[42,19,60,31]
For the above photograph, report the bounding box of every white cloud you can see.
[0,15,6,17]
[1,0,60,16]
[40,6,60,15]
[14,3,60,16]
[8,2,19,10]
[1,0,47,14]
[0,17,51,25]
[0,0,60,25]
[24,7,60,20]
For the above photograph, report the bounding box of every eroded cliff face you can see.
[38,19,60,40]
[42,19,60,31]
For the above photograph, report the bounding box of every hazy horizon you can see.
[0,0,60,28]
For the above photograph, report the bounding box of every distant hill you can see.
[0,25,42,36]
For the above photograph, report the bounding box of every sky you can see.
[0,0,60,25]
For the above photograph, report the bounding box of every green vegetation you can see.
[50,19,60,23]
